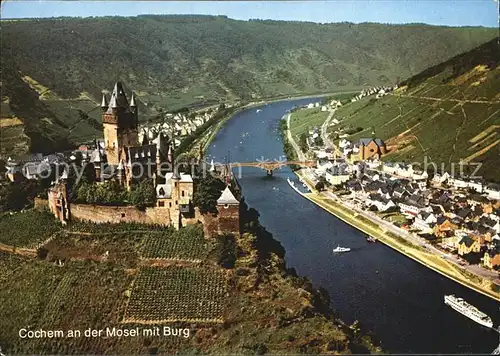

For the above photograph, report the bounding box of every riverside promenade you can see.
[284,111,500,302]
[294,169,500,301]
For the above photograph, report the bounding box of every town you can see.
[288,93,500,284]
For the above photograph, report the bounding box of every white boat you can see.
[444,295,493,328]
[256,109,262,113]
[333,246,351,253]
[287,178,304,196]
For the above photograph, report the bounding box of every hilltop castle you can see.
[45,82,240,234]
[97,82,173,190]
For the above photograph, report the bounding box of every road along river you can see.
[207,98,500,354]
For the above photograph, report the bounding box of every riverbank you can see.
[187,90,359,160]
[0,197,380,354]
[281,102,499,301]
[312,189,498,300]
[206,97,500,353]
[293,169,500,302]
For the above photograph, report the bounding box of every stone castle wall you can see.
[70,203,171,225]
[40,195,240,237]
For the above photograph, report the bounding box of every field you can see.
[66,221,209,262]
[0,257,134,354]
[43,232,143,268]
[0,212,380,354]
[0,217,223,353]
[140,224,209,261]
[0,210,61,248]
[290,107,328,139]
[124,266,227,323]
[328,46,500,181]
[0,124,31,157]
[68,220,166,234]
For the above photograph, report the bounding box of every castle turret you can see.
[101,82,139,165]
[130,92,137,109]
[141,129,149,146]
[167,144,173,164]
[109,92,118,110]
[130,91,138,127]
[101,93,108,111]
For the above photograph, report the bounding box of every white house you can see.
[307,103,315,109]
[382,162,399,175]
[414,177,428,190]
[366,160,381,170]
[315,159,334,175]
[412,212,437,233]
[467,180,483,193]
[450,177,468,189]
[411,170,428,181]
[339,139,351,149]
[366,194,396,212]
[485,185,500,200]
[432,172,450,185]
[325,165,351,186]
[399,202,421,217]
[321,105,327,112]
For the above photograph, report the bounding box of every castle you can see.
[45,82,240,235]
[97,82,172,190]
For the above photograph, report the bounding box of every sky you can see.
[0,0,498,27]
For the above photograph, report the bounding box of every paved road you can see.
[289,109,499,288]
[391,93,500,105]
[323,191,500,284]
[320,109,335,150]
[286,114,306,162]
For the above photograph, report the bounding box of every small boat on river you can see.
[333,246,351,253]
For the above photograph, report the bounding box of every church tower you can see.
[101,82,139,165]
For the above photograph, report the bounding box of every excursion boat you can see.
[444,295,493,328]
[333,246,351,253]
[287,177,303,195]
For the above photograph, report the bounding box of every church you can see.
[97,82,173,190]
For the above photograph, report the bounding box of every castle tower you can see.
[130,91,139,125]
[102,82,139,165]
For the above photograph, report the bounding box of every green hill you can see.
[328,38,500,182]
[0,15,496,156]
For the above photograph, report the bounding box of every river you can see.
[207,98,500,353]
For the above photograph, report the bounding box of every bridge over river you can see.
[206,97,500,354]
[206,158,316,176]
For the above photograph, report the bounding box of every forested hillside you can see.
[329,38,500,181]
[0,15,496,156]
[2,16,496,106]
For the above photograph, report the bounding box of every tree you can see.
[214,234,238,269]
[299,133,308,152]
[129,179,156,210]
[0,180,43,212]
[193,174,226,214]
[315,180,325,192]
